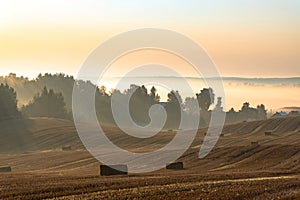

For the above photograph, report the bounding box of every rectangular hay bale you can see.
[166,162,184,170]
[100,165,128,176]
[62,146,72,151]
[265,131,272,136]
[0,166,11,172]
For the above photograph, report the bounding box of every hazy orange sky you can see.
[0,0,299,78]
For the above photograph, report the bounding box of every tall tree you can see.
[165,90,182,129]
[257,104,267,120]
[0,84,20,121]
[196,88,215,111]
[214,97,223,112]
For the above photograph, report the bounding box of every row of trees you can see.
[226,103,267,123]
[0,73,74,109]
[93,84,267,128]
[92,85,216,128]
[22,87,70,119]
[0,73,268,128]
[0,84,69,121]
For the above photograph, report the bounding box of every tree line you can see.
[0,73,268,128]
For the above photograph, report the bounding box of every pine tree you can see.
[0,83,20,121]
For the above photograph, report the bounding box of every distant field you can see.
[0,116,299,199]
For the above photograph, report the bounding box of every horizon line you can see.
[1,73,300,80]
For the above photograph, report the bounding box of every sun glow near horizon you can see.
[0,0,300,78]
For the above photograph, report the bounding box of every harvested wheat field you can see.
[0,116,300,199]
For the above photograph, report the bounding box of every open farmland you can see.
[0,116,299,199]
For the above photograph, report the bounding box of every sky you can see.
[0,0,299,79]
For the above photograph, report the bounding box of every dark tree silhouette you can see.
[128,85,160,126]
[239,102,258,121]
[22,86,68,119]
[195,88,215,127]
[0,84,21,121]
[165,90,182,129]
[257,104,267,120]
[214,97,223,112]
[95,85,113,123]
[241,102,250,112]
[150,86,160,102]
[196,88,215,111]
